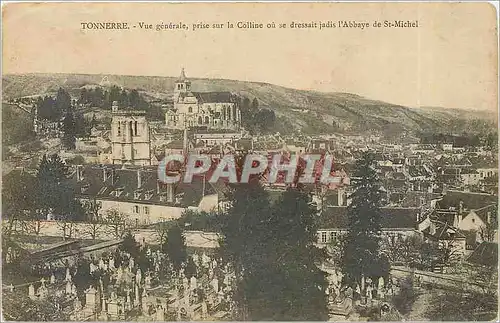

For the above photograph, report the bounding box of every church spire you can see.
[179,68,186,81]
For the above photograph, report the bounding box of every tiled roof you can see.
[69,165,217,208]
[192,92,235,104]
[422,220,466,240]
[437,190,497,211]
[466,242,498,267]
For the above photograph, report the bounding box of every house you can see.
[419,219,467,259]
[316,206,420,245]
[193,131,242,147]
[69,165,224,225]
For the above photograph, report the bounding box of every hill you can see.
[2,73,497,137]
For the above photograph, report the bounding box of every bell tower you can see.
[173,68,191,102]
[110,101,151,166]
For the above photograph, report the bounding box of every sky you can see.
[2,2,498,111]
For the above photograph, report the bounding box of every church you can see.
[165,69,242,130]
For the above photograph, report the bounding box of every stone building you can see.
[165,69,241,130]
[111,101,151,166]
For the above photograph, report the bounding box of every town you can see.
[2,69,498,321]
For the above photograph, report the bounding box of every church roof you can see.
[192,92,235,104]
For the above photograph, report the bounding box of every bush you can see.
[392,276,418,315]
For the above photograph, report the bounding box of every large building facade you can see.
[111,101,151,166]
[165,69,242,130]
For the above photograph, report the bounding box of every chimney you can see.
[137,169,142,189]
[111,168,116,185]
[487,211,492,224]
[103,167,108,182]
[167,183,174,203]
[76,165,84,182]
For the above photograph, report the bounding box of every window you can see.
[188,107,193,113]
[330,232,336,242]
[134,121,138,136]
[133,205,139,214]
[117,123,121,136]
[321,232,327,243]
[144,206,150,215]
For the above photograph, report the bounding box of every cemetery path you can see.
[405,290,432,321]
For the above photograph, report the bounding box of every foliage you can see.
[419,131,498,149]
[2,170,37,223]
[185,256,197,279]
[177,209,224,232]
[78,86,149,110]
[81,198,104,240]
[162,224,187,271]
[221,179,328,320]
[392,276,418,315]
[2,292,70,321]
[239,95,276,134]
[383,234,423,267]
[66,155,86,165]
[425,288,497,321]
[341,151,387,288]
[104,209,129,239]
[120,231,141,260]
[2,103,36,146]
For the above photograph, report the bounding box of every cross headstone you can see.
[65,268,72,282]
[66,281,72,294]
[190,276,197,291]
[28,284,36,299]
[211,277,219,293]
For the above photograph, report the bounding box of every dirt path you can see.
[405,289,432,321]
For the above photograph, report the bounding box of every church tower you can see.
[110,101,151,166]
[173,68,191,103]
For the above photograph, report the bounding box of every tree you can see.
[120,231,141,260]
[341,151,386,290]
[185,256,197,279]
[35,154,82,236]
[479,205,498,242]
[55,87,72,115]
[104,209,128,239]
[266,186,329,320]
[62,110,76,150]
[2,170,37,236]
[81,198,104,240]
[162,224,187,272]
[155,221,172,246]
[220,174,328,320]
[220,178,272,320]
[382,234,423,267]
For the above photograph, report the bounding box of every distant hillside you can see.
[2,73,497,137]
